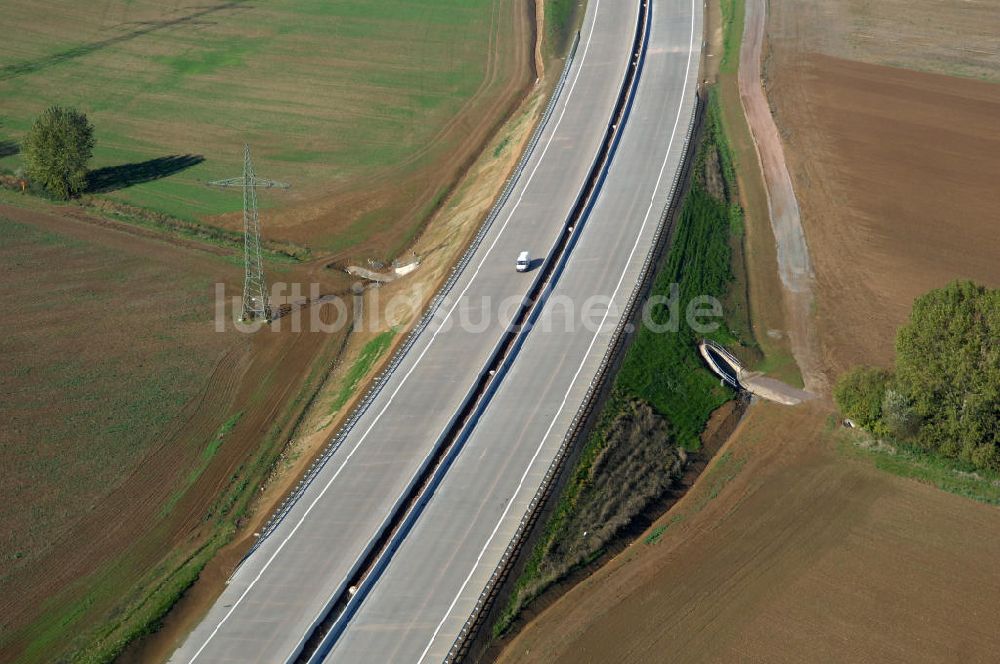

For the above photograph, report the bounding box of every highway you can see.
[320,0,702,661]
[169,2,645,662]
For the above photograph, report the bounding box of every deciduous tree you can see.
[22,106,95,199]
[895,281,999,469]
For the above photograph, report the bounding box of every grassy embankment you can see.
[494,89,758,636]
[328,329,397,416]
[543,0,585,58]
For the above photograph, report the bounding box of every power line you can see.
[209,145,289,321]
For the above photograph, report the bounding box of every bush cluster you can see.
[835,281,999,472]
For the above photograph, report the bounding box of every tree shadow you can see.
[0,141,19,158]
[87,154,205,193]
[0,1,252,81]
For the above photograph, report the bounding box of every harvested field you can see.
[763,0,1000,377]
[765,0,1000,83]
[498,402,1000,664]
[0,0,534,256]
[0,203,353,662]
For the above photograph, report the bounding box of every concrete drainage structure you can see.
[698,339,813,406]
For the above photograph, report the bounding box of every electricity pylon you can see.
[209,145,289,321]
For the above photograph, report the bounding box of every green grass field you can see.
[718,0,745,73]
[0,0,509,245]
[614,96,742,450]
[544,0,584,56]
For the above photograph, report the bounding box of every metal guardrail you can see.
[239,30,583,570]
[443,81,705,664]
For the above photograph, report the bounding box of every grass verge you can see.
[544,0,585,58]
[719,0,745,74]
[842,434,1000,506]
[615,91,747,449]
[328,328,397,416]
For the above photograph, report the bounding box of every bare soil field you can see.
[765,0,1000,84]
[764,0,1000,376]
[498,402,1000,664]
[0,205,237,576]
[0,203,353,662]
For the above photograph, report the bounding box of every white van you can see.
[516,251,530,272]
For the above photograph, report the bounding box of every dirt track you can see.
[738,0,824,393]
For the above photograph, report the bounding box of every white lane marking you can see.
[413,0,697,660]
[182,4,606,662]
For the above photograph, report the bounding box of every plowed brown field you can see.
[765,1,1000,376]
[498,402,1000,664]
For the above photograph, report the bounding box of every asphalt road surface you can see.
[321,0,703,661]
[169,2,645,662]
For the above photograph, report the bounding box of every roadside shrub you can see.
[837,281,999,473]
[834,366,892,431]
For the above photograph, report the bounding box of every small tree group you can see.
[22,106,94,199]
[835,281,999,472]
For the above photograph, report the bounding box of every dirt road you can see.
[738,0,825,393]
